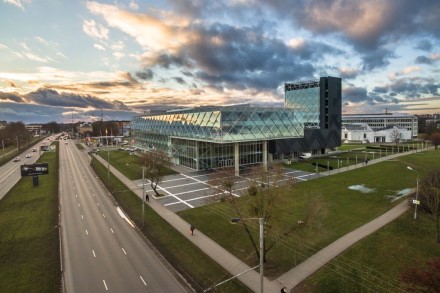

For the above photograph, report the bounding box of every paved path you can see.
[277,200,409,290]
[94,154,283,293]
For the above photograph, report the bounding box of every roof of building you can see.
[342,113,415,118]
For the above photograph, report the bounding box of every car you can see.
[13,157,20,162]
[25,154,31,158]
[65,142,68,145]
[32,147,37,152]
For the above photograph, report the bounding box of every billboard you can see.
[20,163,49,177]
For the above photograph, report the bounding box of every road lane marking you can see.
[102,213,105,218]
[75,194,77,198]
[92,193,95,197]
[103,280,108,291]
[78,203,80,207]
[110,228,114,234]
[81,214,83,220]
[139,276,147,286]
[73,186,75,190]
[85,230,88,236]
[92,250,96,257]
[121,248,127,255]
[97,202,100,206]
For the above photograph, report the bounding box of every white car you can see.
[25,154,32,158]
[13,157,20,162]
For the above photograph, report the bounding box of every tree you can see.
[140,149,171,196]
[400,258,440,292]
[419,169,440,243]
[208,165,323,263]
[430,132,440,150]
[389,128,401,145]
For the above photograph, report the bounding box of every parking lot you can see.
[135,168,322,212]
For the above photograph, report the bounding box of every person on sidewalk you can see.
[190,224,195,236]
[281,287,287,293]
[145,193,149,202]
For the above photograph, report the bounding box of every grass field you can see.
[90,157,251,293]
[178,150,440,279]
[300,210,440,292]
[97,149,177,180]
[0,142,60,292]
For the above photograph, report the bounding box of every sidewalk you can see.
[94,155,283,293]
[277,199,409,290]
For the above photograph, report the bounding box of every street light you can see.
[407,166,419,220]
[230,217,264,293]
[141,167,146,228]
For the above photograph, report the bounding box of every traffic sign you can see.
[412,199,420,205]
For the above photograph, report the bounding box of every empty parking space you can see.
[136,168,322,212]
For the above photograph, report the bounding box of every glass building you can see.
[131,76,342,174]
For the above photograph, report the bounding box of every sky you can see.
[0,0,439,123]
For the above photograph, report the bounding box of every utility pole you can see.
[142,167,145,228]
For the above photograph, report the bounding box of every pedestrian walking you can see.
[145,193,149,202]
[190,224,195,236]
[281,287,287,293]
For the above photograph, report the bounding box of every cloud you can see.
[4,0,27,10]
[372,77,439,98]
[0,91,25,103]
[135,68,154,80]
[338,67,360,79]
[415,39,433,51]
[94,44,106,51]
[343,86,369,103]
[129,0,139,10]
[83,19,109,40]
[415,53,440,65]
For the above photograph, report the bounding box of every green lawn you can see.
[301,209,440,292]
[90,157,251,293]
[179,150,440,279]
[97,149,177,180]
[0,142,60,292]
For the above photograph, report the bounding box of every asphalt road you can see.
[0,137,53,200]
[60,140,189,292]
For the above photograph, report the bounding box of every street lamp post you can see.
[231,217,264,293]
[142,167,146,228]
[407,166,419,220]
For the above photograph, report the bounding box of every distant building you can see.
[342,113,418,138]
[78,123,93,136]
[25,124,43,135]
[0,120,7,129]
[342,123,411,143]
[131,76,342,174]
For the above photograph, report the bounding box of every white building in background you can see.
[342,113,418,138]
[342,123,412,143]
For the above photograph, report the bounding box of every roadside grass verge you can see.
[179,150,440,278]
[90,157,251,293]
[97,150,177,180]
[75,143,84,150]
[0,142,60,292]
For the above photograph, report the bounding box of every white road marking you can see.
[97,202,100,206]
[92,193,95,197]
[121,248,127,255]
[102,213,105,218]
[73,186,75,190]
[81,214,83,220]
[75,194,77,198]
[92,250,96,257]
[85,230,88,236]
[110,228,114,234]
[103,280,108,291]
[139,276,147,286]
[78,203,80,207]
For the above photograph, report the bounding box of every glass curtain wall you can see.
[284,81,320,129]
[170,138,263,170]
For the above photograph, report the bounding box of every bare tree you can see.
[208,164,322,262]
[430,132,440,150]
[140,149,171,196]
[389,128,401,145]
[419,169,440,243]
